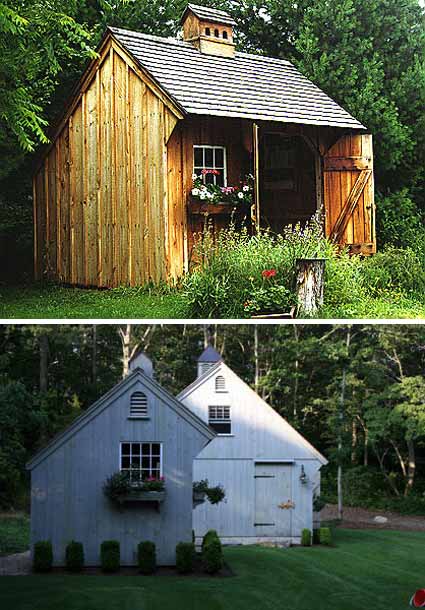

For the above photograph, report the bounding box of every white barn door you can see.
[254,463,292,537]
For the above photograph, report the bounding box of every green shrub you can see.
[313,529,320,545]
[361,246,425,295]
[100,540,120,573]
[182,213,328,318]
[301,528,311,546]
[202,539,223,574]
[33,540,53,572]
[202,529,219,550]
[319,528,332,546]
[176,542,196,574]
[65,541,84,572]
[137,541,156,574]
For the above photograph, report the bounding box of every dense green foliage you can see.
[0,0,424,282]
[182,223,425,319]
[33,540,53,572]
[175,542,196,574]
[102,471,131,507]
[65,541,84,573]
[100,540,120,573]
[0,514,30,556]
[319,528,332,546]
[201,530,219,550]
[137,541,156,574]
[0,530,423,609]
[2,324,425,513]
[301,528,312,546]
[202,538,223,574]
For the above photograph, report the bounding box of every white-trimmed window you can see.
[215,375,226,392]
[194,145,227,186]
[120,442,162,482]
[130,392,148,418]
[209,405,231,435]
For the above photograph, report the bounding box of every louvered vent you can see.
[215,375,226,392]
[130,392,148,417]
[199,362,213,375]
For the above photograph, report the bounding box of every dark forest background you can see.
[1,323,425,514]
[1,0,425,282]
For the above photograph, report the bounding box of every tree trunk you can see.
[120,324,132,378]
[92,325,97,385]
[293,324,299,419]
[363,427,369,466]
[39,332,49,393]
[351,419,357,464]
[337,368,346,521]
[295,258,325,316]
[254,326,259,393]
[405,440,416,496]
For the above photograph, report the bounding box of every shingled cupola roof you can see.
[197,345,223,363]
[181,3,235,58]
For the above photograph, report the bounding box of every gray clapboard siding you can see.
[28,368,214,566]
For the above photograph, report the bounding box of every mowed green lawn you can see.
[0,284,188,319]
[0,529,423,610]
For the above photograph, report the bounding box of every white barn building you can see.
[179,346,327,545]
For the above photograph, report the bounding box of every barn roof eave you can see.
[26,367,215,471]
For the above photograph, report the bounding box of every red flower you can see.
[262,269,277,278]
[201,169,221,175]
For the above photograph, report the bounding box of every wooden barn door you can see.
[324,133,375,254]
[254,463,292,537]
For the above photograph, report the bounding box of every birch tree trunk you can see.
[92,325,97,385]
[295,258,325,316]
[254,326,259,393]
[39,332,49,393]
[405,440,416,496]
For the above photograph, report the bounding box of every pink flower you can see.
[201,169,221,176]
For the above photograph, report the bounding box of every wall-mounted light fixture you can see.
[300,465,308,485]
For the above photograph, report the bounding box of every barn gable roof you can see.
[26,368,215,471]
[109,26,365,129]
[178,361,328,465]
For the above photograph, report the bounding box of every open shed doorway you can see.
[259,132,318,233]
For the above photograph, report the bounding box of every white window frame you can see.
[193,145,227,186]
[119,442,163,483]
[208,405,232,436]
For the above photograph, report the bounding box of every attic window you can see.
[215,375,226,392]
[130,392,148,418]
[209,406,231,435]
[222,31,228,39]
[194,145,227,187]
[214,28,219,37]
[205,27,211,35]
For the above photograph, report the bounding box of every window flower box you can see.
[123,490,166,503]
[188,200,245,216]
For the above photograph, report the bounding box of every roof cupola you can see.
[181,3,235,58]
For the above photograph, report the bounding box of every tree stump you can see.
[295,258,325,316]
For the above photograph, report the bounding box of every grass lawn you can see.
[0,529,423,609]
[1,283,424,319]
[0,284,188,319]
[0,514,30,557]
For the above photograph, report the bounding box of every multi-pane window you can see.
[120,442,162,482]
[208,406,231,435]
[215,375,226,392]
[130,392,148,418]
[194,145,227,186]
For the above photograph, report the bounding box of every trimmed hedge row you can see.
[201,530,223,574]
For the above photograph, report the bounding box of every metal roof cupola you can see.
[197,345,223,377]
[181,3,236,58]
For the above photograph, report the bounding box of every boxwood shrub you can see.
[33,540,53,572]
[319,527,332,546]
[202,538,223,574]
[137,541,156,574]
[100,540,120,572]
[202,529,219,550]
[176,542,196,574]
[301,528,312,546]
[65,541,84,572]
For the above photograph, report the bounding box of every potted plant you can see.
[193,480,226,507]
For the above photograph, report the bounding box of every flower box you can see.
[188,200,246,216]
[193,491,206,506]
[122,490,166,509]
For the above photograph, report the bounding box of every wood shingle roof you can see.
[110,26,365,129]
[180,3,236,26]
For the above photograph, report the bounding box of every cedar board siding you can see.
[30,377,208,566]
[34,41,179,287]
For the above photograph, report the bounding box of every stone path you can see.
[0,551,31,575]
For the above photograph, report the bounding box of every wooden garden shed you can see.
[33,3,375,288]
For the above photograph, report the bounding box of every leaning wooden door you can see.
[254,463,292,536]
[323,133,375,254]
